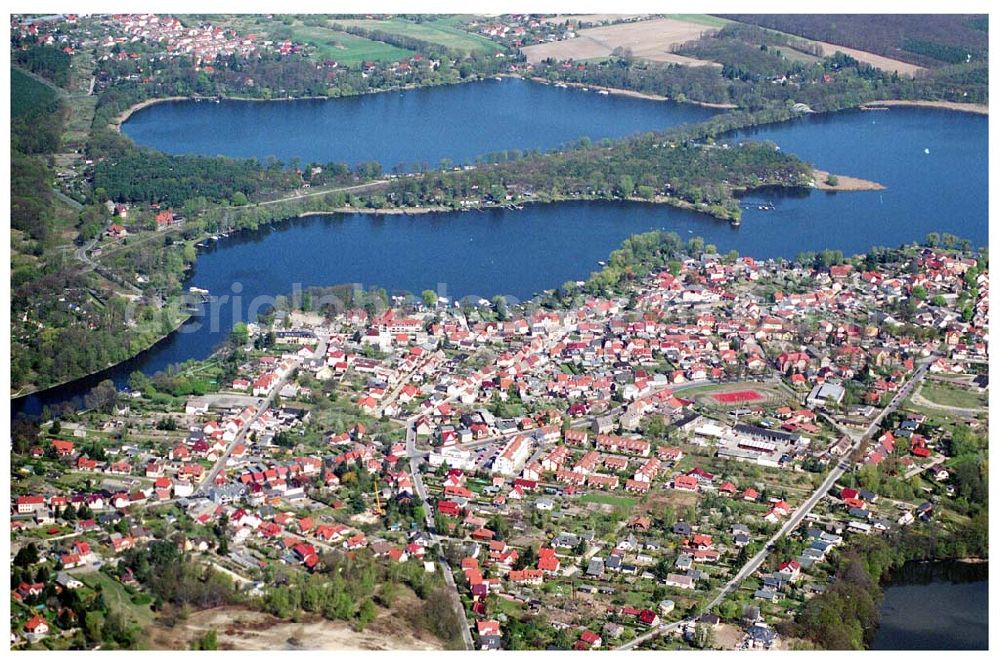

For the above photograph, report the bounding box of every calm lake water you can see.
[872,561,988,650]
[14,92,987,416]
[122,78,719,167]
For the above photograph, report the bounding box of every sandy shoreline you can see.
[528,76,738,108]
[861,99,988,115]
[813,169,886,192]
[111,85,985,135]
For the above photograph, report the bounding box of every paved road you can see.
[196,351,310,494]
[903,453,946,480]
[53,188,83,210]
[73,238,97,269]
[617,357,935,650]
[405,413,475,650]
[249,180,390,208]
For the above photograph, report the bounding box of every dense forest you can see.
[382,132,814,221]
[11,151,59,243]
[720,14,989,68]
[13,43,72,86]
[89,128,301,206]
[11,68,65,154]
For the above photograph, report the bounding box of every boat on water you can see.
[730,218,741,227]
[597,261,606,266]
[597,89,610,95]
[494,76,503,81]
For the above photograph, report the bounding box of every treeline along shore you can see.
[11,13,989,398]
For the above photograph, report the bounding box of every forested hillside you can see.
[719,14,989,68]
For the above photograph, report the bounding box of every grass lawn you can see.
[579,493,637,510]
[78,571,155,630]
[919,383,987,410]
[467,479,489,494]
[335,17,498,53]
[900,398,964,425]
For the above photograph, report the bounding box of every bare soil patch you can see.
[809,40,925,76]
[714,622,744,649]
[813,170,886,192]
[523,18,721,66]
[863,99,988,115]
[636,490,699,514]
[147,603,444,650]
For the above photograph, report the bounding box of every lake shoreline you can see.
[10,310,194,402]
[114,75,738,132]
[528,76,739,108]
[812,169,886,192]
[860,99,988,115]
[111,77,493,131]
[5,170,899,406]
[18,96,986,416]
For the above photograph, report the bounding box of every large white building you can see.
[429,445,476,471]
[491,435,532,476]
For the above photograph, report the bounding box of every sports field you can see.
[712,389,765,403]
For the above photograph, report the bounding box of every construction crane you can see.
[373,477,385,516]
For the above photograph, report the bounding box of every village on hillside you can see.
[10,241,989,650]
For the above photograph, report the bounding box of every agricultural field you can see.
[793,38,926,76]
[521,17,721,66]
[209,16,415,64]
[282,24,416,64]
[665,14,733,28]
[334,17,499,54]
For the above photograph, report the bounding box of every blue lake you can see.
[872,562,988,650]
[14,86,988,416]
[122,78,719,167]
